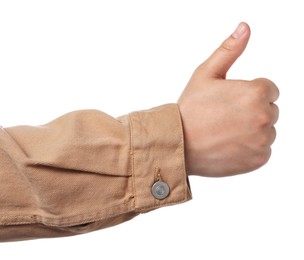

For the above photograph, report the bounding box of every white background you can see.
[0,0,303,259]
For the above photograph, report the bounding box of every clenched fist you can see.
[178,22,279,177]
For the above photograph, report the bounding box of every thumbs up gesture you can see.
[178,22,279,177]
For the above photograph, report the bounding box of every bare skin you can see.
[178,22,279,177]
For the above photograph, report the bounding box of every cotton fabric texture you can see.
[0,104,191,242]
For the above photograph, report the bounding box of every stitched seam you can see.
[127,113,136,210]
[136,198,189,212]
[175,104,188,199]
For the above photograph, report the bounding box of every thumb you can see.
[200,22,251,79]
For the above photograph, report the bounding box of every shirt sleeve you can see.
[0,104,191,242]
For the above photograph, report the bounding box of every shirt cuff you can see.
[128,104,192,213]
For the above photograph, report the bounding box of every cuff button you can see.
[151,181,170,200]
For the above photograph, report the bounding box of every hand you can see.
[178,22,279,177]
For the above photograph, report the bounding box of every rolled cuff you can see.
[128,104,192,213]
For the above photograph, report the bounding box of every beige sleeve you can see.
[0,104,191,242]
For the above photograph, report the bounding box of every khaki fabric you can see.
[0,104,191,242]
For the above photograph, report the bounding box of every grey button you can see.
[151,181,170,200]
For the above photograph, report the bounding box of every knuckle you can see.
[219,42,234,53]
[251,78,280,101]
[218,41,236,57]
[257,128,276,148]
[257,133,271,148]
[272,103,279,112]
[251,150,272,170]
[251,82,268,99]
[255,112,272,128]
[276,87,280,100]
[271,127,277,144]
